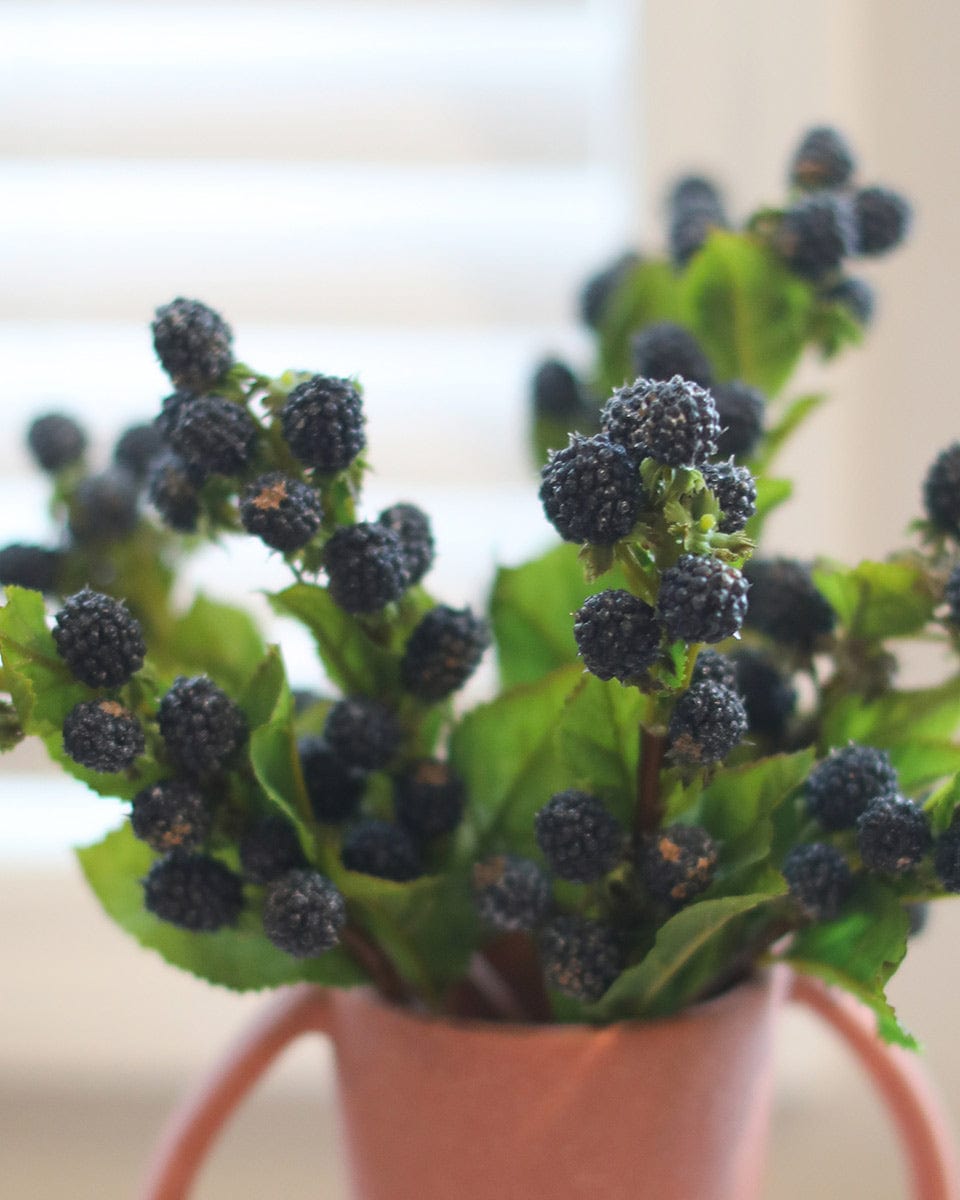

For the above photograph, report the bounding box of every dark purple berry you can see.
[63,699,144,773]
[667,176,727,268]
[782,843,852,920]
[805,743,899,831]
[341,819,422,882]
[323,523,408,614]
[539,915,623,1001]
[148,453,201,533]
[473,856,552,933]
[690,649,738,693]
[151,298,234,393]
[924,445,960,538]
[262,869,346,957]
[239,814,307,885]
[712,381,765,460]
[131,779,211,853]
[324,696,401,771]
[168,395,257,479]
[639,823,718,905]
[743,558,836,652]
[534,790,624,883]
[68,469,139,543]
[298,735,366,824]
[280,375,365,473]
[114,422,165,480]
[853,186,911,256]
[158,675,247,777]
[789,126,856,191]
[934,819,960,893]
[702,460,757,533]
[143,852,244,932]
[630,322,713,388]
[240,472,322,552]
[657,554,749,644]
[27,412,87,472]
[377,503,434,586]
[631,376,720,468]
[539,434,642,545]
[399,605,490,702]
[732,648,797,742]
[393,759,465,840]
[857,795,930,874]
[579,250,640,329]
[53,587,145,688]
[668,681,748,766]
[0,544,62,594]
[823,276,875,325]
[573,589,661,682]
[776,194,855,281]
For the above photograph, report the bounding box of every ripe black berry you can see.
[539,915,622,1001]
[114,422,165,480]
[280,375,365,473]
[702,460,757,532]
[579,250,640,329]
[632,376,720,468]
[323,523,408,614]
[945,565,960,625]
[534,790,624,883]
[667,176,727,268]
[923,445,960,538]
[823,276,875,325]
[657,554,749,644]
[690,649,738,693]
[788,126,856,191]
[573,589,661,682]
[857,795,931,874]
[143,852,244,932]
[324,696,401,771]
[239,472,322,552]
[630,322,714,388]
[298,735,366,823]
[712,381,765,460]
[853,187,911,256]
[63,699,145,773]
[151,298,234,393]
[27,412,87,472]
[743,558,836,652]
[148,453,201,533]
[732,648,797,741]
[531,358,583,421]
[782,843,852,921]
[156,390,197,440]
[539,434,642,545]
[53,587,146,688]
[393,759,465,840]
[600,378,656,460]
[399,605,490,702]
[262,869,346,958]
[377,503,434,586]
[168,395,257,479]
[0,543,62,594]
[668,681,748,766]
[805,743,899,831]
[776,195,855,281]
[131,779,211,854]
[341,819,422,882]
[239,814,307,885]
[158,675,247,777]
[934,819,960,893]
[639,823,718,905]
[473,855,551,932]
[68,469,140,543]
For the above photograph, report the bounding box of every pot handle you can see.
[139,984,334,1200]
[790,973,960,1200]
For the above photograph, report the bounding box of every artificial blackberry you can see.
[324,696,401,771]
[712,381,765,460]
[62,699,144,773]
[945,564,960,625]
[776,195,855,281]
[143,852,244,932]
[341,819,422,882]
[156,390,197,440]
[158,675,247,777]
[630,322,714,388]
[399,605,490,702]
[68,469,139,543]
[743,558,836,652]
[377,503,434,586]
[148,453,201,533]
[782,843,852,921]
[393,759,465,840]
[531,358,583,421]
[572,589,661,682]
[534,790,624,883]
[701,461,757,532]
[114,422,165,480]
[631,376,720,468]
[639,823,718,905]
[239,814,307,884]
[857,796,931,874]
[151,297,234,393]
[298,735,366,823]
[27,412,87,472]
[805,743,899,831]
[323,523,408,614]
[923,445,960,538]
[732,648,797,741]
[130,779,211,854]
[539,434,642,545]
[239,472,322,552]
[690,648,738,693]
[600,378,656,459]
[823,276,875,325]
[0,543,62,593]
[280,374,365,473]
[579,250,640,329]
[668,681,748,766]
[657,554,749,644]
[168,395,257,479]
[472,856,551,933]
[853,186,911,256]
[788,126,856,191]
[667,175,727,268]
[539,915,623,1002]
[52,587,146,688]
[262,869,346,958]
[933,818,960,893]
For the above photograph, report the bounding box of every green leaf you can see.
[808,300,864,359]
[887,740,960,795]
[595,260,682,394]
[923,773,960,836]
[821,676,960,751]
[813,560,936,640]
[163,594,266,695]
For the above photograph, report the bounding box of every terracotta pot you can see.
[142,969,959,1200]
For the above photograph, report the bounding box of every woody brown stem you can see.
[636,726,666,838]
[341,924,413,1008]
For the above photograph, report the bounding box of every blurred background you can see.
[2,1,959,1196]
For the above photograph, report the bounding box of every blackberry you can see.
[823,276,876,325]
[534,789,624,883]
[945,564,960,625]
[158,675,247,777]
[923,445,960,538]
[377,503,434,586]
[0,543,62,593]
[579,250,640,329]
[62,699,144,773]
[639,823,718,905]
[782,843,852,921]
[298,735,366,823]
[701,461,757,533]
[114,422,165,480]
[323,523,408,614]
[143,852,244,932]
[539,434,642,545]
[393,759,465,840]
[151,297,234,392]
[630,376,720,468]
[239,813,307,884]
[239,472,322,552]
[27,412,87,472]
[262,869,346,958]
[691,649,738,693]
[156,390,197,440]
[52,587,146,688]
[472,855,551,933]
[805,743,899,831]
[853,187,911,256]
[280,375,365,473]
[743,558,836,651]
[667,176,727,268]
[732,648,797,741]
[668,681,748,766]
[788,126,856,191]
[399,605,490,702]
[776,195,855,281]
[148,453,201,533]
[857,795,931,874]
[531,358,583,422]
[712,381,765,460]
[600,378,656,460]
[341,819,422,882]
[669,176,725,212]
[68,469,139,543]
[168,395,257,479]
[572,589,661,682]
[539,915,622,1002]
[630,322,714,388]
[130,779,211,854]
[657,554,749,644]
[324,696,401,771]
[934,819,960,893]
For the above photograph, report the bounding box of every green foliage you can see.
[821,677,960,754]
[753,392,826,470]
[162,594,267,695]
[813,560,936,641]
[596,260,681,393]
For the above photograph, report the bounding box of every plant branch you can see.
[636,725,666,838]
[340,924,414,1009]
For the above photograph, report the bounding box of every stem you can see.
[636,726,666,837]
[340,924,414,1009]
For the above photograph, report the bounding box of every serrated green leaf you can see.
[595,260,682,394]
[162,593,266,695]
[813,560,935,641]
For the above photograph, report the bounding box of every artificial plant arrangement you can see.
[0,126,947,1049]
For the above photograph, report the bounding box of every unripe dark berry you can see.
[631,376,720,468]
[324,696,401,771]
[776,195,855,281]
[114,422,165,480]
[473,855,551,933]
[158,675,247,777]
[743,558,836,652]
[143,852,244,932]
[341,819,422,882]
[857,795,931,874]
[239,472,322,552]
[782,843,853,921]
[63,699,144,773]
[393,759,465,840]
[823,276,876,325]
[400,605,490,702]
[534,789,624,883]
[539,434,642,545]
[788,126,856,191]
[148,453,202,533]
[573,589,661,682]
[151,297,234,393]
[298,735,366,824]
[323,522,408,614]
[168,395,257,479]
[239,813,307,885]
[923,445,960,538]
[68,469,140,543]
[690,649,738,693]
[53,587,146,688]
[280,375,365,473]
[531,358,583,421]
[0,544,62,594]
[805,743,899,831]
[732,648,797,742]
[945,565,960,625]
[667,176,727,268]
[853,186,911,256]
[712,381,765,460]
[933,819,960,893]
[27,412,87,472]
[131,779,211,854]
[701,460,757,533]
[377,503,434,586]
[657,554,749,644]
[630,322,714,388]
[262,869,346,958]
[539,915,623,1001]
[668,681,748,766]
[639,823,718,905]
[579,250,641,329]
